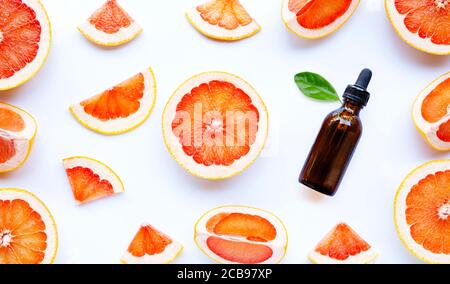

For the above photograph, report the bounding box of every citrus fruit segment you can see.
[70,68,156,135]
[282,0,360,39]
[386,0,450,55]
[186,0,261,41]
[0,103,37,173]
[395,160,450,264]
[194,206,288,264]
[121,224,183,264]
[78,0,142,47]
[0,0,51,90]
[412,72,450,151]
[0,188,58,264]
[308,223,378,264]
[63,156,124,205]
[162,71,268,180]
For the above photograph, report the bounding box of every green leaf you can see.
[294,72,340,102]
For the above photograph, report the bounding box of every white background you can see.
[1,0,449,264]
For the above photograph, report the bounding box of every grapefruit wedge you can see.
[194,206,288,264]
[386,0,450,55]
[70,68,156,135]
[121,224,183,264]
[282,0,360,39]
[162,71,268,180]
[186,0,261,41]
[412,72,450,151]
[395,160,450,264]
[78,0,142,47]
[0,0,51,90]
[0,103,37,173]
[308,223,378,264]
[0,188,58,264]
[63,156,124,205]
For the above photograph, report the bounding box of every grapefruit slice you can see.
[70,68,156,135]
[0,103,37,173]
[395,160,450,264]
[162,71,268,180]
[194,205,288,264]
[63,156,124,205]
[282,0,360,39]
[308,223,378,264]
[78,0,143,47]
[412,72,450,151]
[121,224,183,264]
[0,188,58,264]
[386,0,450,55]
[0,0,51,90]
[186,0,261,41]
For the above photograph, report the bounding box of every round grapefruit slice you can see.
[412,72,450,151]
[63,156,124,205]
[0,0,51,90]
[386,0,450,55]
[78,0,143,47]
[70,68,156,135]
[186,0,261,41]
[194,205,288,264]
[121,224,183,264]
[162,71,268,180]
[395,160,450,264]
[0,188,58,264]
[282,0,360,39]
[0,103,37,173]
[308,223,378,264]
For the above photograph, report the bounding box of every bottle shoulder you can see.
[324,107,362,131]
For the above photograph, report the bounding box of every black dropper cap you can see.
[343,69,372,107]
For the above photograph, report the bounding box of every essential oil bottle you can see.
[299,69,372,196]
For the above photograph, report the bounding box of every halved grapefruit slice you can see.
[0,188,58,264]
[282,0,360,39]
[121,224,183,264]
[412,72,450,151]
[386,0,450,55]
[0,0,51,90]
[395,160,450,264]
[63,156,124,205]
[162,71,268,180]
[0,103,37,173]
[308,223,378,264]
[78,0,142,47]
[70,68,156,135]
[186,0,261,41]
[194,205,288,264]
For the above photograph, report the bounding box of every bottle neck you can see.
[342,99,363,116]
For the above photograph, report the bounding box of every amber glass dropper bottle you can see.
[299,69,372,196]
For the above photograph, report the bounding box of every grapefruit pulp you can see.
[162,72,268,180]
[194,206,288,264]
[282,0,361,39]
[0,188,58,264]
[0,0,51,90]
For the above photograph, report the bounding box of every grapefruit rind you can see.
[0,0,52,91]
[308,248,379,264]
[70,68,157,135]
[385,0,450,55]
[412,72,450,151]
[0,188,58,264]
[194,205,288,264]
[395,160,450,264]
[281,0,361,39]
[185,7,261,41]
[120,224,184,264]
[63,156,124,205]
[0,103,37,173]
[162,71,268,180]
